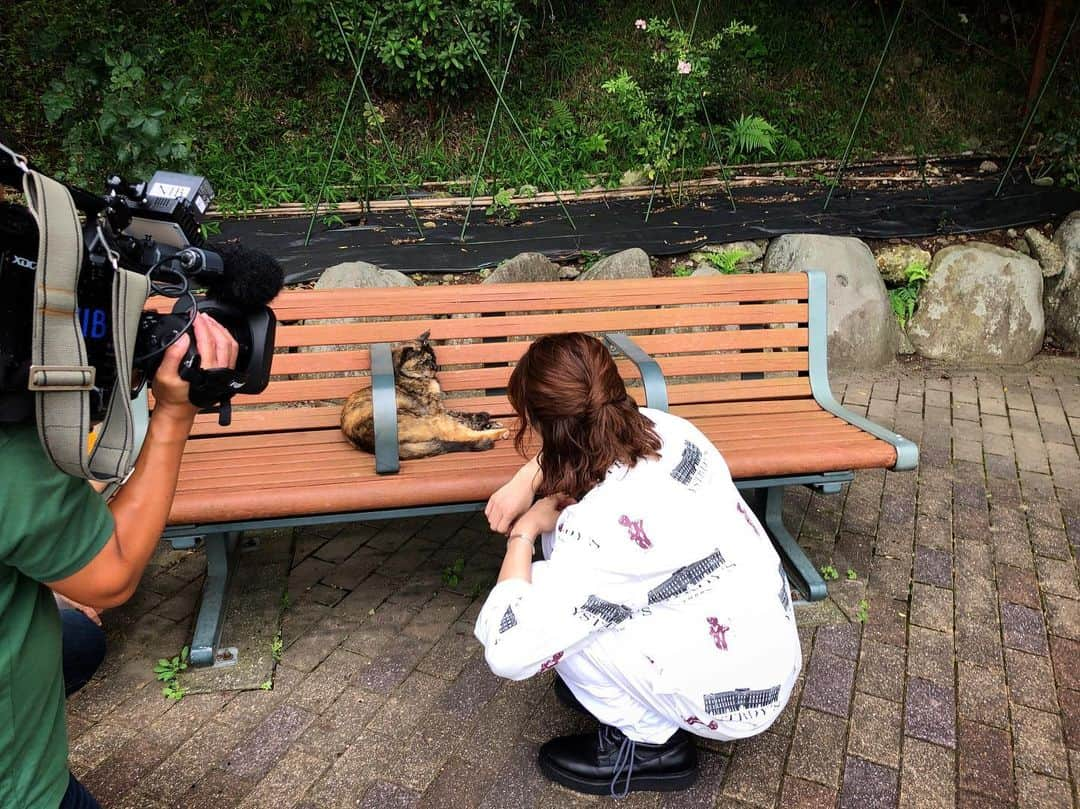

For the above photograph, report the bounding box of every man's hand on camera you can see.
[151,313,239,419]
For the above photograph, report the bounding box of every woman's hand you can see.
[511,493,576,540]
[486,455,542,534]
[486,476,535,535]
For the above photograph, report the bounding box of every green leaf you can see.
[98,110,117,134]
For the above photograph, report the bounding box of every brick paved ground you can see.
[66,356,1080,809]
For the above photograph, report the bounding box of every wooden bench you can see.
[162,271,918,666]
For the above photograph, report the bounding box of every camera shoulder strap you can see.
[22,167,149,481]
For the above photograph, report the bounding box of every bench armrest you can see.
[603,333,669,412]
[805,270,919,471]
[371,342,400,474]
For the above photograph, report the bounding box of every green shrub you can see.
[600,16,799,181]
[297,0,527,99]
[888,260,930,328]
[1035,106,1080,191]
[485,187,520,223]
[40,46,199,182]
[704,247,752,273]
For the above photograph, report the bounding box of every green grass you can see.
[4,1,1074,210]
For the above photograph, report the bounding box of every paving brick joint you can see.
[66,356,1080,808]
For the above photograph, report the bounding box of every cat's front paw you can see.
[481,424,510,441]
[485,419,510,439]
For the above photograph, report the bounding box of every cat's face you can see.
[396,331,437,379]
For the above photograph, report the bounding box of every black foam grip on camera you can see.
[178,350,246,411]
[185,366,243,409]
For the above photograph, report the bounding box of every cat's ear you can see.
[418,330,431,344]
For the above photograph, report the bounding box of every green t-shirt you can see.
[0,424,113,809]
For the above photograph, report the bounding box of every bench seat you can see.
[171,406,897,524]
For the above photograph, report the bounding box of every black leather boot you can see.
[538,724,698,797]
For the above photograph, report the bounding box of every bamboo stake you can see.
[332,4,426,238]
[460,22,521,242]
[304,8,375,247]
[823,0,905,212]
[455,15,577,231]
[700,95,736,212]
[994,1,1079,198]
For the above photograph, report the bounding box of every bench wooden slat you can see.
[268,328,811,375]
[233,353,808,406]
[180,411,865,469]
[187,396,829,438]
[209,373,812,410]
[259,275,810,320]
[176,430,888,492]
[274,303,809,348]
[180,430,878,483]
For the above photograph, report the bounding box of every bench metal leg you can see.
[190,531,241,667]
[748,487,828,602]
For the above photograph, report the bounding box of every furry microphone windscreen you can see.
[208,241,285,310]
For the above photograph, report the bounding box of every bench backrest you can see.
[181,273,815,438]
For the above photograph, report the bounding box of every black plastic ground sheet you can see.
[215,179,1080,283]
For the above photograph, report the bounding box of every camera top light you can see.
[121,171,215,250]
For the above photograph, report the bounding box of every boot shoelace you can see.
[608,730,637,799]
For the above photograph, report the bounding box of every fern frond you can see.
[547,98,574,135]
[724,114,779,160]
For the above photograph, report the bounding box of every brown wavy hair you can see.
[508,332,662,501]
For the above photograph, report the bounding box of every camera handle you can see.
[177,349,241,427]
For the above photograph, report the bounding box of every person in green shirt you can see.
[0,313,237,809]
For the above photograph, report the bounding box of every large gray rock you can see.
[1045,211,1080,351]
[483,252,560,284]
[908,243,1044,364]
[763,234,898,370]
[875,244,931,285]
[316,261,414,289]
[306,262,417,385]
[1025,228,1065,277]
[578,248,652,281]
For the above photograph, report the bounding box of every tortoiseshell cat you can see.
[341,331,510,459]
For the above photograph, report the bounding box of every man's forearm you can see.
[106,406,195,587]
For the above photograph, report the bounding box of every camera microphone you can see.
[176,242,284,310]
[209,242,284,309]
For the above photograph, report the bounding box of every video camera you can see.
[0,147,283,431]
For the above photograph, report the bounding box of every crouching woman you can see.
[475,333,801,798]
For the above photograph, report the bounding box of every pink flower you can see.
[635,19,647,30]
[677,59,692,75]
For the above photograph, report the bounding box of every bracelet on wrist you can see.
[506,533,535,550]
